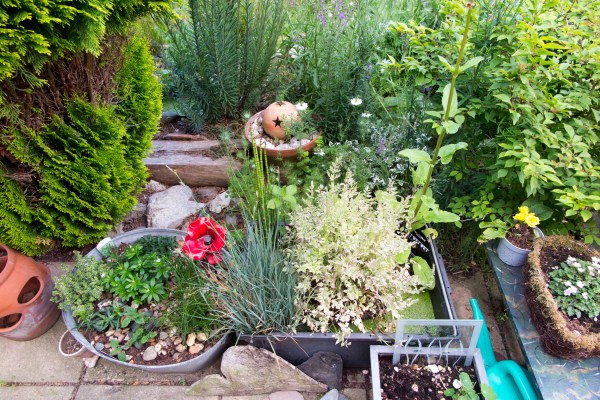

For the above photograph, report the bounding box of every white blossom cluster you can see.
[288,160,425,344]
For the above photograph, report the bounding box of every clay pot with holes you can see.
[0,244,60,341]
[261,101,300,140]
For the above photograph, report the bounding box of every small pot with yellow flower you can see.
[479,206,544,267]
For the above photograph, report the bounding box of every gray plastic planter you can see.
[238,233,457,368]
[496,227,544,267]
[61,228,232,373]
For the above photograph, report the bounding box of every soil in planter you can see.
[505,224,536,248]
[378,356,480,400]
[538,242,600,333]
[61,332,83,354]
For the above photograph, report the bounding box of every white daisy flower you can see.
[295,102,308,111]
[350,97,363,106]
[361,112,371,118]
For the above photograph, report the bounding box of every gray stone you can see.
[147,185,202,229]
[160,110,182,124]
[187,346,327,397]
[142,346,157,361]
[269,391,304,400]
[320,389,339,400]
[146,180,168,193]
[208,190,231,214]
[195,186,223,202]
[298,352,343,390]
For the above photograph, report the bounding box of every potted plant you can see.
[52,222,232,373]
[370,320,496,400]
[237,161,456,368]
[479,206,543,267]
[244,101,321,159]
[524,235,600,360]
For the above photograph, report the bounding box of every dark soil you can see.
[61,331,83,354]
[378,356,479,400]
[155,116,244,142]
[505,224,536,248]
[538,241,600,333]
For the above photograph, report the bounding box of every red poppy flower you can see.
[182,217,226,264]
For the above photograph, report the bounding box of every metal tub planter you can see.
[62,228,232,373]
[238,233,456,368]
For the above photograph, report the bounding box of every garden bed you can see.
[239,233,456,368]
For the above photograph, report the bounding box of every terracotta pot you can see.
[244,111,320,160]
[260,101,299,139]
[0,244,60,341]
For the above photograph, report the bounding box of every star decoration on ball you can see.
[273,117,282,127]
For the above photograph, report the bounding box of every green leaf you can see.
[438,55,453,72]
[399,149,431,163]
[481,384,498,400]
[494,94,511,104]
[459,56,484,73]
[459,372,474,390]
[285,185,297,196]
[394,248,411,264]
[442,83,458,117]
[421,227,438,239]
[438,142,468,164]
[413,162,429,186]
[581,210,593,222]
[411,256,435,289]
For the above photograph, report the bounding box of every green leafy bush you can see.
[287,160,426,343]
[0,34,162,254]
[163,0,285,129]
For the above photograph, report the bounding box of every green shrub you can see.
[163,0,286,129]
[0,35,161,254]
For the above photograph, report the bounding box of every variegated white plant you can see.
[288,160,426,344]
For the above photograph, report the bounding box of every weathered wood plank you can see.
[144,141,241,187]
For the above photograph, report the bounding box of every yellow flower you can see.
[513,206,529,222]
[525,214,540,228]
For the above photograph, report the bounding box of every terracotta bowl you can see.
[244,111,320,160]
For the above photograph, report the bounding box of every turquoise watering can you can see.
[470,298,539,400]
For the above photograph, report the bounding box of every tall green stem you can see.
[413,5,475,218]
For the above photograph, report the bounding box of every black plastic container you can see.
[238,234,456,368]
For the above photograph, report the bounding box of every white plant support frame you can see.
[370,319,488,400]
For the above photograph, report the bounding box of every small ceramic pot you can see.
[260,101,299,139]
[496,228,544,267]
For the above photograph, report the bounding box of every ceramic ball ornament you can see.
[261,101,299,140]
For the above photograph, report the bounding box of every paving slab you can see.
[0,319,84,383]
[76,384,188,399]
[340,388,367,400]
[0,385,75,399]
[83,356,221,385]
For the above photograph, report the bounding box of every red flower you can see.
[182,217,226,264]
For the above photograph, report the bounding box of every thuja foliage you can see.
[163,0,286,129]
[0,32,162,254]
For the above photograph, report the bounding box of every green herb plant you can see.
[444,372,497,400]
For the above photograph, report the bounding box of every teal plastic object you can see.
[469,298,539,400]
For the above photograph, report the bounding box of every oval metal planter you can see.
[61,227,232,373]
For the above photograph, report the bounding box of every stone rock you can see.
[195,186,223,202]
[187,334,196,347]
[174,337,183,346]
[146,180,168,193]
[208,190,231,214]
[187,346,327,396]
[176,344,186,353]
[298,352,343,390]
[269,391,304,400]
[147,185,202,229]
[159,331,168,340]
[189,343,204,354]
[160,110,181,124]
[195,332,207,342]
[320,389,339,400]
[142,346,158,361]
[224,214,238,227]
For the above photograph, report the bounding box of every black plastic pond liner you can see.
[238,232,457,368]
